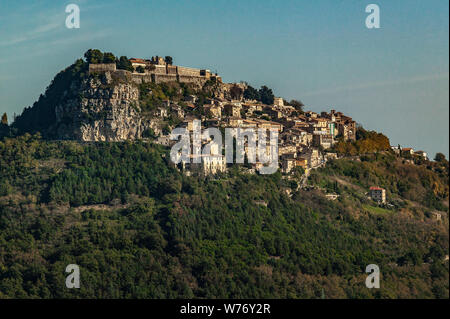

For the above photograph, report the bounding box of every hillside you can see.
[0,135,448,298]
[0,50,448,299]
[10,52,234,141]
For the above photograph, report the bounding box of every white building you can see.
[370,187,386,204]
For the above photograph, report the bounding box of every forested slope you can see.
[0,135,448,298]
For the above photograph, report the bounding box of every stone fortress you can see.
[88,55,222,86]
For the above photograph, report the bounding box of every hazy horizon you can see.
[0,0,448,157]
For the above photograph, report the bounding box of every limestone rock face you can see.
[54,73,145,141]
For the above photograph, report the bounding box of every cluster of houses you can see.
[150,84,439,208]
[152,87,360,177]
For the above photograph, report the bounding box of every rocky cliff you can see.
[54,72,145,141]
[12,57,243,141]
[12,60,165,142]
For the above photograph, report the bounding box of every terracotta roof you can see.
[130,58,147,64]
[370,187,384,191]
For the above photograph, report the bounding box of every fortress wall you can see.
[177,66,201,77]
[167,65,177,75]
[178,75,208,85]
[130,73,153,84]
[89,63,116,74]
[114,68,210,86]
[154,74,178,83]
[152,65,167,74]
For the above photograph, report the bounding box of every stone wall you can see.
[89,63,116,74]
[90,63,212,86]
[154,74,179,83]
[153,65,166,74]
[177,66,201,77]
[167,65,177,75]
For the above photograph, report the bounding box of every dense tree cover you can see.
[84,49,104,64]
[243,85,259,100]
[0,135,448,298]
[84,49,116,64]
[12,59,88,137]
[312,152,449,210]
[243,85,275,105]
[258,86,275,105]
[332,127,390,155]
[102,52,116,64]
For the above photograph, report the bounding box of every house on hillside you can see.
[369,187,386,204]
[414,150,428,160]
[401,147,414,155]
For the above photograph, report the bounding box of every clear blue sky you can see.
[0,0,448,158]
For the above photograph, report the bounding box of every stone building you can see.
[224,104,241,118]
[274,97,284,107]
[313,133,334,149]
[183,154,226,176]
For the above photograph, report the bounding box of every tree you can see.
[434,153,446,163]
[117,56,133,72]
[164,56,173,65]
[259,86,274,105]
[230,85,243,100]
[136,66,145,73]
[1,113,7,125]
[290,99,304,112]
[102,52,116,63]
[243,85,259,101]
[84,49,104,64]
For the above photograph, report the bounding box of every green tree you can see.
[84,49,104,64]
[117,56,133,72]
[243,85,259,101]
[164,56,173,65]
[102,52,116,63]
[434,153,446,163]
[259,85,274,105]
[290,99,304,112]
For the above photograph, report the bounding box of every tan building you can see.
[296,157,308,168]
[414,150,428,160]
[129,58,147,69]
[402,148,414,155]
[281,157,296,174]
[204,105,222,118]
[313,133,334,149]
[274,97,284,107]
[183,154,226,176]
[224,104,241,117]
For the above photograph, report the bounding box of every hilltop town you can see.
[88,53,359,174]
[85,52,431,179]
[1,50,448,300]
[10,50,431,184]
